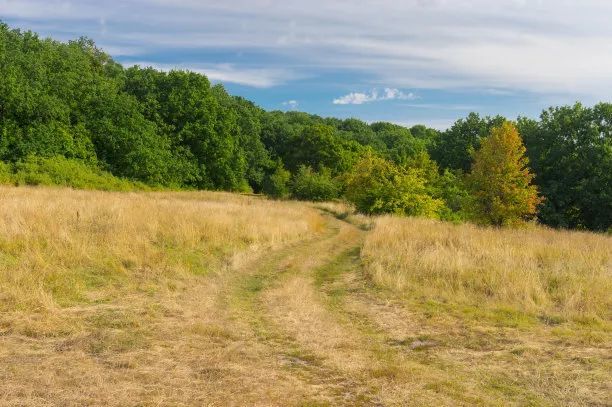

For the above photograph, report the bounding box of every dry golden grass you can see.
[1,186,610,405]
[357,216,612,405]
[362,216,612,322]
[0,186,330,406]
[0,186,323,330]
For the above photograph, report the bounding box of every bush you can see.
[11,156,146,191]
[263,160,291,199]
[290,166,340,201]
[343,153,446,217]
[0,161,13,184]
[429,169,471,222]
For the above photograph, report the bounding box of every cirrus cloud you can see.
[2,0,611,97]
[1,0,611,127]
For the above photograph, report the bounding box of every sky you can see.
[1,0,611,129]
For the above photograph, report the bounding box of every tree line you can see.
[0,23,610,231]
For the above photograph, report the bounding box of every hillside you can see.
[1,186,610,406]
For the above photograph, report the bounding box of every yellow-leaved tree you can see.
[466,121,542,226]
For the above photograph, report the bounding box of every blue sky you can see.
[2,0,611,129]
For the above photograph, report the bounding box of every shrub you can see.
[263,160,291,199]
[11,156,146,191]
[343,153,446,217]
[429,169,471,222]
[290,166,340,201]
[0,161,13,184]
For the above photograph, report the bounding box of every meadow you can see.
[1,186,610,406]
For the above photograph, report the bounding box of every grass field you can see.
[1,186,610,406]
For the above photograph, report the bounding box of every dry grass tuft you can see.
[362,216,612,322]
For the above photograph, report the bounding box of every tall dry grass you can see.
[362,216,612,321]
[0,186,324,315]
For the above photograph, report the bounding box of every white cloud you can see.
[333,92,371,105]
[282,100,299,110]
[333,88,416,105]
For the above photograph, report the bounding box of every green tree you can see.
[518,103,612,231]
[336,118,385,152]
[431,169,470,221]
[0,24,178,185]
[231,97,271,192]
[124,68,248,189]
[402,151,469,221]
[409,124,439,147]
[370,122,428,166]
[431,112,506,171]
[285,124,361,175]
